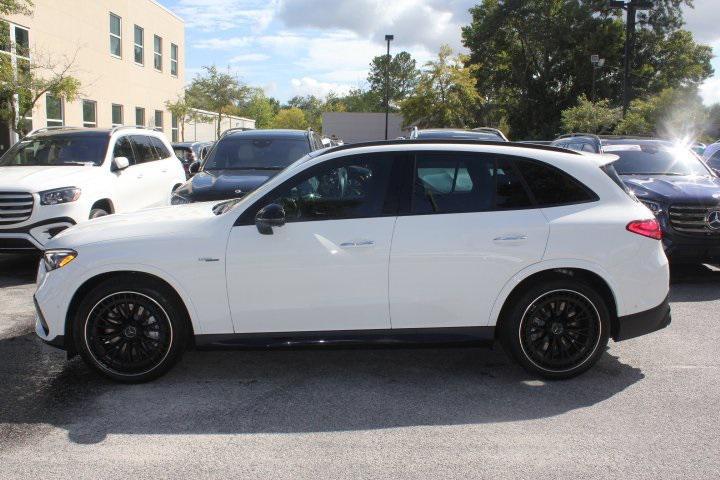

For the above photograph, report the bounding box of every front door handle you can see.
[340,240,375,248]
[493,234,528,244]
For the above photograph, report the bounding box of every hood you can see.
[176,168,280,202]
[622,174,720,204]
[0,165,100,192]
[47,202,219,249]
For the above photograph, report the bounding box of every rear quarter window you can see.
[515,159,597,206]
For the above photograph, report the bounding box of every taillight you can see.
[627,219,662,240]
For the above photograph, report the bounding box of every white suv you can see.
[0,126,186,252]
[34,141,671,382]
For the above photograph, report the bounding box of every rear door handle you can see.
[493,234,527,244]
[340,240,375,248]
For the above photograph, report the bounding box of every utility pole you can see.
[384,34,394,140]
[610,0,653,116]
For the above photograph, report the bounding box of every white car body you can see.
[34,142,670,380]
[0,128,186,251]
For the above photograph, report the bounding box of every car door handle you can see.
[136,174,144,179]
[493,234,527,243]
[340,240,375,248]
[160,168,168,173]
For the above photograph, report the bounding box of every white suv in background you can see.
[35,140,671,383]
[0,126,186,252]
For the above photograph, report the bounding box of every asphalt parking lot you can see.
[0,254,718,479]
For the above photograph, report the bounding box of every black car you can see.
[172,141,214,178]
[171,129,324,204]
[552,134,720,263]
[408,127,509,142]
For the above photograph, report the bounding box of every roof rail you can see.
[471,127,509,141]
[316,139,583,157]
[109,125,162,136]
[217,126,253,140]
[556,132,601,141]
[26,126,81,137]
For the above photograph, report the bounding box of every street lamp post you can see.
[590,54,605,102]
[384,34,394,140]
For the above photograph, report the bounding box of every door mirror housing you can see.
[255,203,286,235]
[188,160,201,175]
[112,156,130,171]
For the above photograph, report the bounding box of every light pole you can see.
[590,55,605,102]
[384,34,394,140]
[610,0,652,116]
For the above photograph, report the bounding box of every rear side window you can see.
[149,136,171,158]
[515,159,596,206]
[130,135,157,163]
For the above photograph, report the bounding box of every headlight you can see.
[40,187,81,205]
[640,200,663,215]
[43,249,77,271]
[171,194,191,205]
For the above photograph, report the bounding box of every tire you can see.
[72,275,189,383]
[89,208,109,219]
[499,278,610,380]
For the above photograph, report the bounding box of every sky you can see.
[160,0,720,105]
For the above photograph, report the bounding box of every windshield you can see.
[203,137,310,170]
[416,131,504,142]
[606,144,712,177]
[0,135,109,167]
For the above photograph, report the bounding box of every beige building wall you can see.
[183,109,256,142]
[5,0,185,138]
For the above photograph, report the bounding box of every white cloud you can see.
[700,76,720,106]
[290,77,353,98]
[229,53,271,63]
[173,0,278,32]
[193,37,251,49]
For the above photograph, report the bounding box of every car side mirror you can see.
[188,160,201,175]
[255,203,286,235]
[112,156,130,171]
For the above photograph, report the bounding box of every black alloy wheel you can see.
[84,291,173,376]
[519,289,601,373]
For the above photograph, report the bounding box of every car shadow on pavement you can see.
[670,263,720,302]
[0,331,644,445]
[0,254,38,288]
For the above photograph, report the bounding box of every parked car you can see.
[0,126,186,253]
[35,140,670,383]
[171,128,324,204]
[551,134,720,263]
[408,127,509,142]
[518,140,553,146]
[172,141,214,178]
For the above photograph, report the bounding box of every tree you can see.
[336,88,383,113]
[560,95,622,134]
[614,87,708,138]
[165,95,191,141]
[273,107,308,130]
[462,0,714,139]
[400,45,481,129]
[0,0,33,15]
[0,50,81,137]
[186,65,249,137]
[239,88,277,129]
[367,51,420,107]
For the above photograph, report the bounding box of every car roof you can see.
[225,129,309,139]
[600,137,673,146]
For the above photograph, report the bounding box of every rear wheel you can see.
[500,279,610,379]
[72,276,189,383]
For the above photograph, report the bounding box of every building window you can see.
[111,104,123,126]
[83,100,97,127]
[14,26,29,58]
[153,35,162,71]
[171,113,179,142]
[134,25,144,65]
[135,107,145,126]
[109,13,122,57]
[46,95,63,127]
[170,43,178,77]
[154,110,163,131]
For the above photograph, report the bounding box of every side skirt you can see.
[194,327,495,350]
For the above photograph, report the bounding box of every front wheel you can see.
[72,276,189,383]
[89,208,108,219]
[499,279,610,380]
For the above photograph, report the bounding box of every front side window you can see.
[204,136,311,170]
[111,104,123,126]
[109,13,121,57]
[154,110,163,131]
[82,100,97,127]
[264,154,394,222]
[46,95,63,127]
[170,43,178,76]
[135,107,145,126]
[515,159,596,206]
[134,25,144,64]
[153,35,162,71]
[0,134,109,166]
[113,136,136,165]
